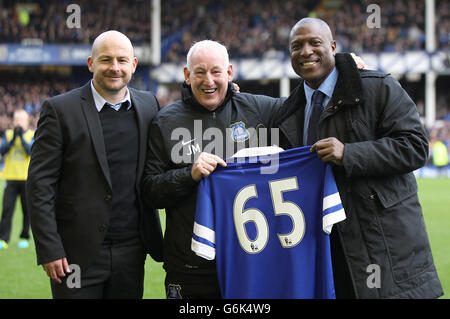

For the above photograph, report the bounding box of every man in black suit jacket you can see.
[27,30,163,298]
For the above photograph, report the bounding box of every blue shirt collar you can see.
[303,66,339,104]
[90,80,131,112]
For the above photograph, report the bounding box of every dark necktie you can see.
[306,90,325,145]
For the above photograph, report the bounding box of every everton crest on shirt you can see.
[191,146,346,299]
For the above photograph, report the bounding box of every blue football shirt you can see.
[191,146,346,299]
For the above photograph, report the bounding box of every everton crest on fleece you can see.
[230,121,249,142]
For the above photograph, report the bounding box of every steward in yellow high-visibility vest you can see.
[432,141,449,167]
[0,110,34,250]
[2,128,34,180]
[432,140,449,177]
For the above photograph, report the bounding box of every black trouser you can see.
[51,237,146,299]
[165,270,221,299]
[0,180,29,242]
[330,230,356,299]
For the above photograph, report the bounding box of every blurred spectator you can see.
[0,109,34,250]
[155,84,181,108]
[432,140,449,176]
[428,119,450,172]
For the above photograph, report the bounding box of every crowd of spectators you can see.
[329,0,425,52]
[161,0,312,62]
[0,72,78,133]
[0,0,151,45]
[162,0,449,62]
[0,0,448,62]
[165,0,449,62]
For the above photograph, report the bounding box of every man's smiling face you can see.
[289,20,336,89]
[184,46,233,111]
[87,31,137,98]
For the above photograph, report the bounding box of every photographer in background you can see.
[0,109,34,250]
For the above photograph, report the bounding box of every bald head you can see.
[290,18,334,42]
[91,30,134,58]
[87,30,138,103]
[186,40,230,71]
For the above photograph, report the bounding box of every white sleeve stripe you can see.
[193,222,215,244]
[323,208,346,234]
[191,238,216,261]
[323,192,342,211]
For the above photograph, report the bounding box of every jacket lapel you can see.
[79,82,112,191]
[129,89,146,182]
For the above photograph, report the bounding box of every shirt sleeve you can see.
[142,119,197,209]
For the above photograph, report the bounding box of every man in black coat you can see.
[142,40,283,298]
[276,18,443,298]
[27,30,163,298]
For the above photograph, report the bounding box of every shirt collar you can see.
[304,66,339,104]
[90,80,132,112]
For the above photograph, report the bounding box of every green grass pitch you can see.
[0,178,448,299]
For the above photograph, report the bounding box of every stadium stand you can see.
[0,0,448,163]
[1,0,447,57]
[159,0,448,62]
[0,0,151,44]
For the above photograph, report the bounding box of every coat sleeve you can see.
[250,94,286,129]
[26,99,66,265]
[0,133,12,156]
[141,119,197,209]
[342,75,429,177]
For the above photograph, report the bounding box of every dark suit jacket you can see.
[27,82,164,270]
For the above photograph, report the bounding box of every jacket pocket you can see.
[372,173,417,208]
[371,175,433,283]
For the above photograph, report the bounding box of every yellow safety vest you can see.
[432,141,449,167]
[3,129,34,180]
